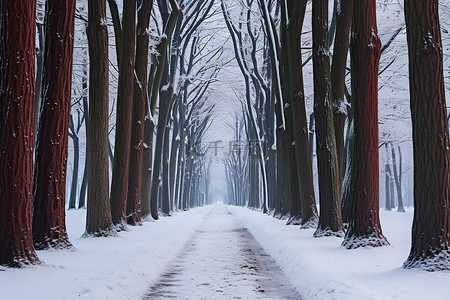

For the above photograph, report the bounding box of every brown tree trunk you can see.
[287,0,318,228]
[141,104,155,218]
[403,0,450,271]
[312,0,344,237]
[148,0,180,220]
[85,0,114,236]
[32,0,76,250]
[110,0,136,226]
[127,0,154,225]
[331,0,353,185]
[161,114,172,215]
[0,0,39,267]
[341,0,389,249]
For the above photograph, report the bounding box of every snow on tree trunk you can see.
[403,0,450,271]
[331,0,353,186]
[0,0,39,267]
[341,0,389,249]
[312,0,344,238]
[127,0,154,225]
[285,0,318,228]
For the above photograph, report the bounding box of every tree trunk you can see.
[342,0,389,249]
[384,143,392,210]
[312,0,344,237]
[384,162,392,210]
[161,116,172,216]
[78,69,89,209]
[32,0,75,250]
[286,0,318,228]
[110,0,136,226]
[127,0,154,225]
[68,115,80,210]
[403,0,450,271]
[85,0,114,236]
[150,90,170,219]
[331,0,353,185]
[390,143,405,212]
[309,113,315,163]
[0,0,39,267]
[141,109,155,218]
[341,120,354,224]
[35,23,45,137]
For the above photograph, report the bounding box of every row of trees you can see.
[1,0,449,272]
[224,0,450,271]
[0,0,217,267]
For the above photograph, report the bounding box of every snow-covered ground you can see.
[1,203,449,299]
[230,205,450,300]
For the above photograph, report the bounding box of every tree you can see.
[110,0,137,226]
[331,0,353,184]
[341,0,389,249]
[312,0,344,237]
[284,0,318,228]
[68,111,84,209]
[0,0,39,266]
[32,0,76,249]
[390,143,405,212]
[126,0,154,225]
[85,0,114,236]
[403,0,450,271]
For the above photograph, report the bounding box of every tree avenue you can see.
[0,0,449,276]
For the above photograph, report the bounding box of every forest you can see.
[1,0,450,299]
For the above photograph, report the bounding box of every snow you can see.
[0,207,211,300]
[229,205,450,300]
[2,203,450,300]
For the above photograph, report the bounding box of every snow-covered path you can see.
[3,203,450,300]
[143,204,300,299]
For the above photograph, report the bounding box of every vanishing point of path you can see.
[143,203,301,299]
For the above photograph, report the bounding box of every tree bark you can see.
[403,0,450,270]
[32,0,75,250]
[312,0,344,237]
[127,0,154,225]
[342,0,389,249]
[286,0,318,228]
[161,115,172,215]
[331,0,353,185]
[0,0,39,267]
[141,104,155,218]
[85,0,114,236]
[35,23,45,137]
[110,0,136,226]
[341,119,354,224]
[78,89,89,209]
[149,0,180,220]
[68,115,80,210]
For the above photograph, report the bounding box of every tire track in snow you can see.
[143,203,301,299]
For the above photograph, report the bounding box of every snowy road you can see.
[143,203,301,299]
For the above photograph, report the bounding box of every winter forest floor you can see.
[1,203,450,300]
